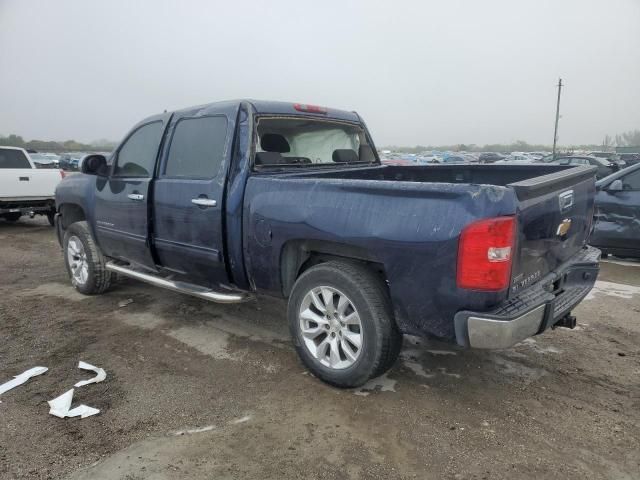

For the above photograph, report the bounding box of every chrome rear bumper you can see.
[454,246,600,349]
[466,305,546,349]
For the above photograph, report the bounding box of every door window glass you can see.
[165,116,228,178]
[113,122,163,177]
[622,170,640,190]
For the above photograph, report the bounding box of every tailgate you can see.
[508,166,597,295]
[0,169,60,199]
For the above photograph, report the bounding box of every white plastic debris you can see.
[48,389,99,419]
[0,366,48,397]
[74,361,107,388]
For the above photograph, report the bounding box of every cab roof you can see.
[167,99,361,123]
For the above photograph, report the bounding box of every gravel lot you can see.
[1,217,639,480]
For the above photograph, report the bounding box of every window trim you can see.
[111,120,163,178]
[160,114,230,180]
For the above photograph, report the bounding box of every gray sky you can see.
[1,0,639,147]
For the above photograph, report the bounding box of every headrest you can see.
[255,152,284,165]
[332,149,358,163]
[261,134,290,153]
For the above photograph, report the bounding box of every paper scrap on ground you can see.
[74,361,107,388]
[118,298,134,308]
[0,366,48,397]
[48,389,100,419]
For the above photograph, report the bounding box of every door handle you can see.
[127,193,144,201]
[191,198,217,207]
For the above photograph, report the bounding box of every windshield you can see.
[255,118,376,167]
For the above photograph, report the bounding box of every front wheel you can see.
[288,261,402,388]
[63,221,113,295]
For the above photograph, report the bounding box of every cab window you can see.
[113,122,163,177]
[164,116,228,178]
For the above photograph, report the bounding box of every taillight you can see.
[457,216,515,291]
[59,169,66,178]
[293,103,327,114]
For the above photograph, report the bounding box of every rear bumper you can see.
[0,197,55,215]
[454,246,600,349]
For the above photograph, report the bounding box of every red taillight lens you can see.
[293,103,327,114]
[59,169,66,178]
[457,216,515,291]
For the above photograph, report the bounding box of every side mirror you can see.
[607,179,623,193]
[80,154,108,176]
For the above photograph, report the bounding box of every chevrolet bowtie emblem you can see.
[556,218,572,236]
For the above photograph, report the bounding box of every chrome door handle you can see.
[191,198,217,207]
[127,193,144,201]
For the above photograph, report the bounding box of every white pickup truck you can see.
[0,146,64,225]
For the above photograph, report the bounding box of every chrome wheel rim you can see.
[299,286,363,370]
[67,235,88,285]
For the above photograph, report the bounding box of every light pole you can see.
[552,78,563,160]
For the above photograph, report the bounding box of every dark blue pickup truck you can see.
[55,100,600,387]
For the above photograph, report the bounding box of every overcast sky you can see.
[1,0,639,147]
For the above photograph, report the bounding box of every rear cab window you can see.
[253,117,377,169]
[0,148,32,169]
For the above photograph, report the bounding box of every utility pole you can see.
[552,78,563,160]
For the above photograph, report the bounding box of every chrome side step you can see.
[105,262,249,304]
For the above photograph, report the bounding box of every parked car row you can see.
[30,153,61,168]
[550,156,619,179]
[21,151,114,171]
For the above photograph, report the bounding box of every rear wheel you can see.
[63,221,113,295]
[288,261,402,388]
[3,212,21,222]
[46,210,55,226]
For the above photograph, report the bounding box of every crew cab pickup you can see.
[54,100,600,387]
[1,146,64,225]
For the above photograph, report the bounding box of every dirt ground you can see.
[1,217,639,480]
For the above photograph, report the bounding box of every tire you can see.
[600,252,609,259]
[46,210,55,227]
[63,221,112,295]
[3,212,21,222]
[288,260,402,388]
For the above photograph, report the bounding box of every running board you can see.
[105,262,249,304]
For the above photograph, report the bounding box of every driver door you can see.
[93,114,170,270]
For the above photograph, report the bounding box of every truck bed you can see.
[294,163,576,190]
[245,162,597,340]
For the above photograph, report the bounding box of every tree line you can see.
[2,129,639,155]
[0,134,116,153]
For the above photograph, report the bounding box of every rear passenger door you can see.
[152,106,235,286]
